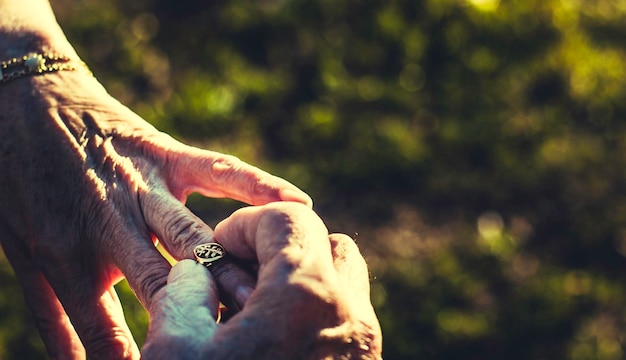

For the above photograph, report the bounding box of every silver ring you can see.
[193,243,226,267]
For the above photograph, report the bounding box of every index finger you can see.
[165,145,313,207]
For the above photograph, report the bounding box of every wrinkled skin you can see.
[0,68,312,359]
[0,1,383,358]
[142,202,382,360]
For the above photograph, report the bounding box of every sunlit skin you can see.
[143,202,382,359]
[0,67,306,358]
[0,0,382,359]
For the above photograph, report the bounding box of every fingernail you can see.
[168,259,198,283]
[279,188,313,207]
[235,285,254,306]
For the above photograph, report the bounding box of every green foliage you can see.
[2,0,626,358]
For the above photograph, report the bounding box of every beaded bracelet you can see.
[0,53,90,84]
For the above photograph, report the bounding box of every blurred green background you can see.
[2,0,626,358]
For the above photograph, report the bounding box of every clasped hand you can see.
[0,69,381,359]
[143,202,382,359]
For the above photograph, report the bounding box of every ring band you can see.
[194,243,226,267]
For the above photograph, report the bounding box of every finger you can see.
[207,203,344,359]
[139,187,214,260]
[328,233,381,325]
[20,269,86,359]
[328,233,371,298]
[142,260,219,359]
[101,217,172,310]
[1,241,85,359]
[209,259,257,313]
[40,267,140,360]
[77,130,172,309]
[166,146,313,207]
[210,204,381,359]
[112,240,172,310]
[33,220,160,359]
[212,202,331,265]
[328,234,383,357]
[212,202,338,315]
[139,188,257,309]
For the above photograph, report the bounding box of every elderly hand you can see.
[142,202,382,360]
[0,2,312,357]
[0,65,311,359]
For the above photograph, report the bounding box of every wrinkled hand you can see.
[142,202,382,360]
[0,70,311,359]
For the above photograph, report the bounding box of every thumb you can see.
[142,260,220,359]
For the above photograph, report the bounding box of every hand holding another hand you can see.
[0,68,311,358]
[143,202,382,360]
[0,2,382,358]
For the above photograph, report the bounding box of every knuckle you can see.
[329,233,357,250]
[210,155,278,201]
[82,325,136,360]
[258,202,326,238]
[261,202,319,225]
[135,264,168,307]
[163,211,209,257]
[209,155,241,183]
[250,174,272,196]
[328,234,369,288]
[329,233,360,261]
[311,320,383,360]
[253,203,329,267]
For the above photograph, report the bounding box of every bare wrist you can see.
[0,0,78,60]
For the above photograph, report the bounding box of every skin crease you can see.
[142,203,382,359]
[0,64,311,358]
[0,0,382,359]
